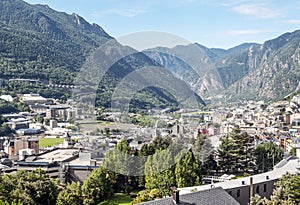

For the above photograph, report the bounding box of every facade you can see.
[16,148,98,183]
[179,157,300,205]
[13,136,39,156]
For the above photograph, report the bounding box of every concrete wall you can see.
[226,179,277,205]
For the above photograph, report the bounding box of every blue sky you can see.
[24,0,300,49]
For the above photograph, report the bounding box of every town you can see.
[2,0,300,204]
[0,91,300,205]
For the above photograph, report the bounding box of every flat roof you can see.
[35,149,79,163]
[49,104,69,109]
[179,157,300,194]
[68,158,92,166]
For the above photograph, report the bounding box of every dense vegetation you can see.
[218,129,283,174]
[0,115,13,137]
[0,169,60,205]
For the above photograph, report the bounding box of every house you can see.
[17,148,80,178]
[6,118,31,130]
[137,187,239,205]
[16,148,98,184]
[21,94,50,105]
[178,156,300,205]
[13,136,40,156]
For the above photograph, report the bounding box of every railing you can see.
[203,176,231,183]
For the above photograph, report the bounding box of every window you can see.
[264,184,267,192]
[237,190,240,198]
[256,185,260,194]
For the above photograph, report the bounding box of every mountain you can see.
[0,0,205,112]
[225,30,300,101]
[145,43,258,98]
[2,0,300,106]
[146,32,300,102]
[0,0,111,83]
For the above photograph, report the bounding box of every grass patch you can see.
[39,138,64,148]
[98,193,132,205]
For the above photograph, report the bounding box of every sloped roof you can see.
[138,187,240,205]
[138,197,173,205]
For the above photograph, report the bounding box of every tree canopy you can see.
[254,142,283,172]
[0,169,60,205]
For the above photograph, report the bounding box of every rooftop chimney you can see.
[170,186,180,204]
[250,177,254,197]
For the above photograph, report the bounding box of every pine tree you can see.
[230,129,253,172]
[218,135,234,173]
[218,129,254,173]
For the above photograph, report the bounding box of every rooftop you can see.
[138,187,239,205]
[34,149,79,163]
[179,157,300,194]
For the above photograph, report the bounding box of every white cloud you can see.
[109,8,149,17]
[226,29,271,35]
[92,8,149,18]
[282,19,300,24]
[232,3,281,19]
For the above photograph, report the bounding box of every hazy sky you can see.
[24,0,300,49]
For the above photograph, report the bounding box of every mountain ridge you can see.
[147,30,300,102]
[1,0,300,105]
[0,0,206,111]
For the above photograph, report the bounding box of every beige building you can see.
[21,94,50,105]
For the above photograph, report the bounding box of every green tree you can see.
[217,135,234,173]
[0,201,23,205]
[175,150,202,188]
[32,114,44,124]
[272,173,300,204]
[254,142,283,172]
[82,166,114,205]
[150,136,172,151]
[132,189,162,204]
[193,134,214,163]
[103,138,134,193]
[140,144,155,156]
[137,144,156,188]
[0,169,60,205]
[249,194,269,205]
[144,149,176,196]
[56,182,83,205]
[218,129,254,173]
[230,129,253,172]
[290,147,296,156]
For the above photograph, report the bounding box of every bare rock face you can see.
[147,31,300,102]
